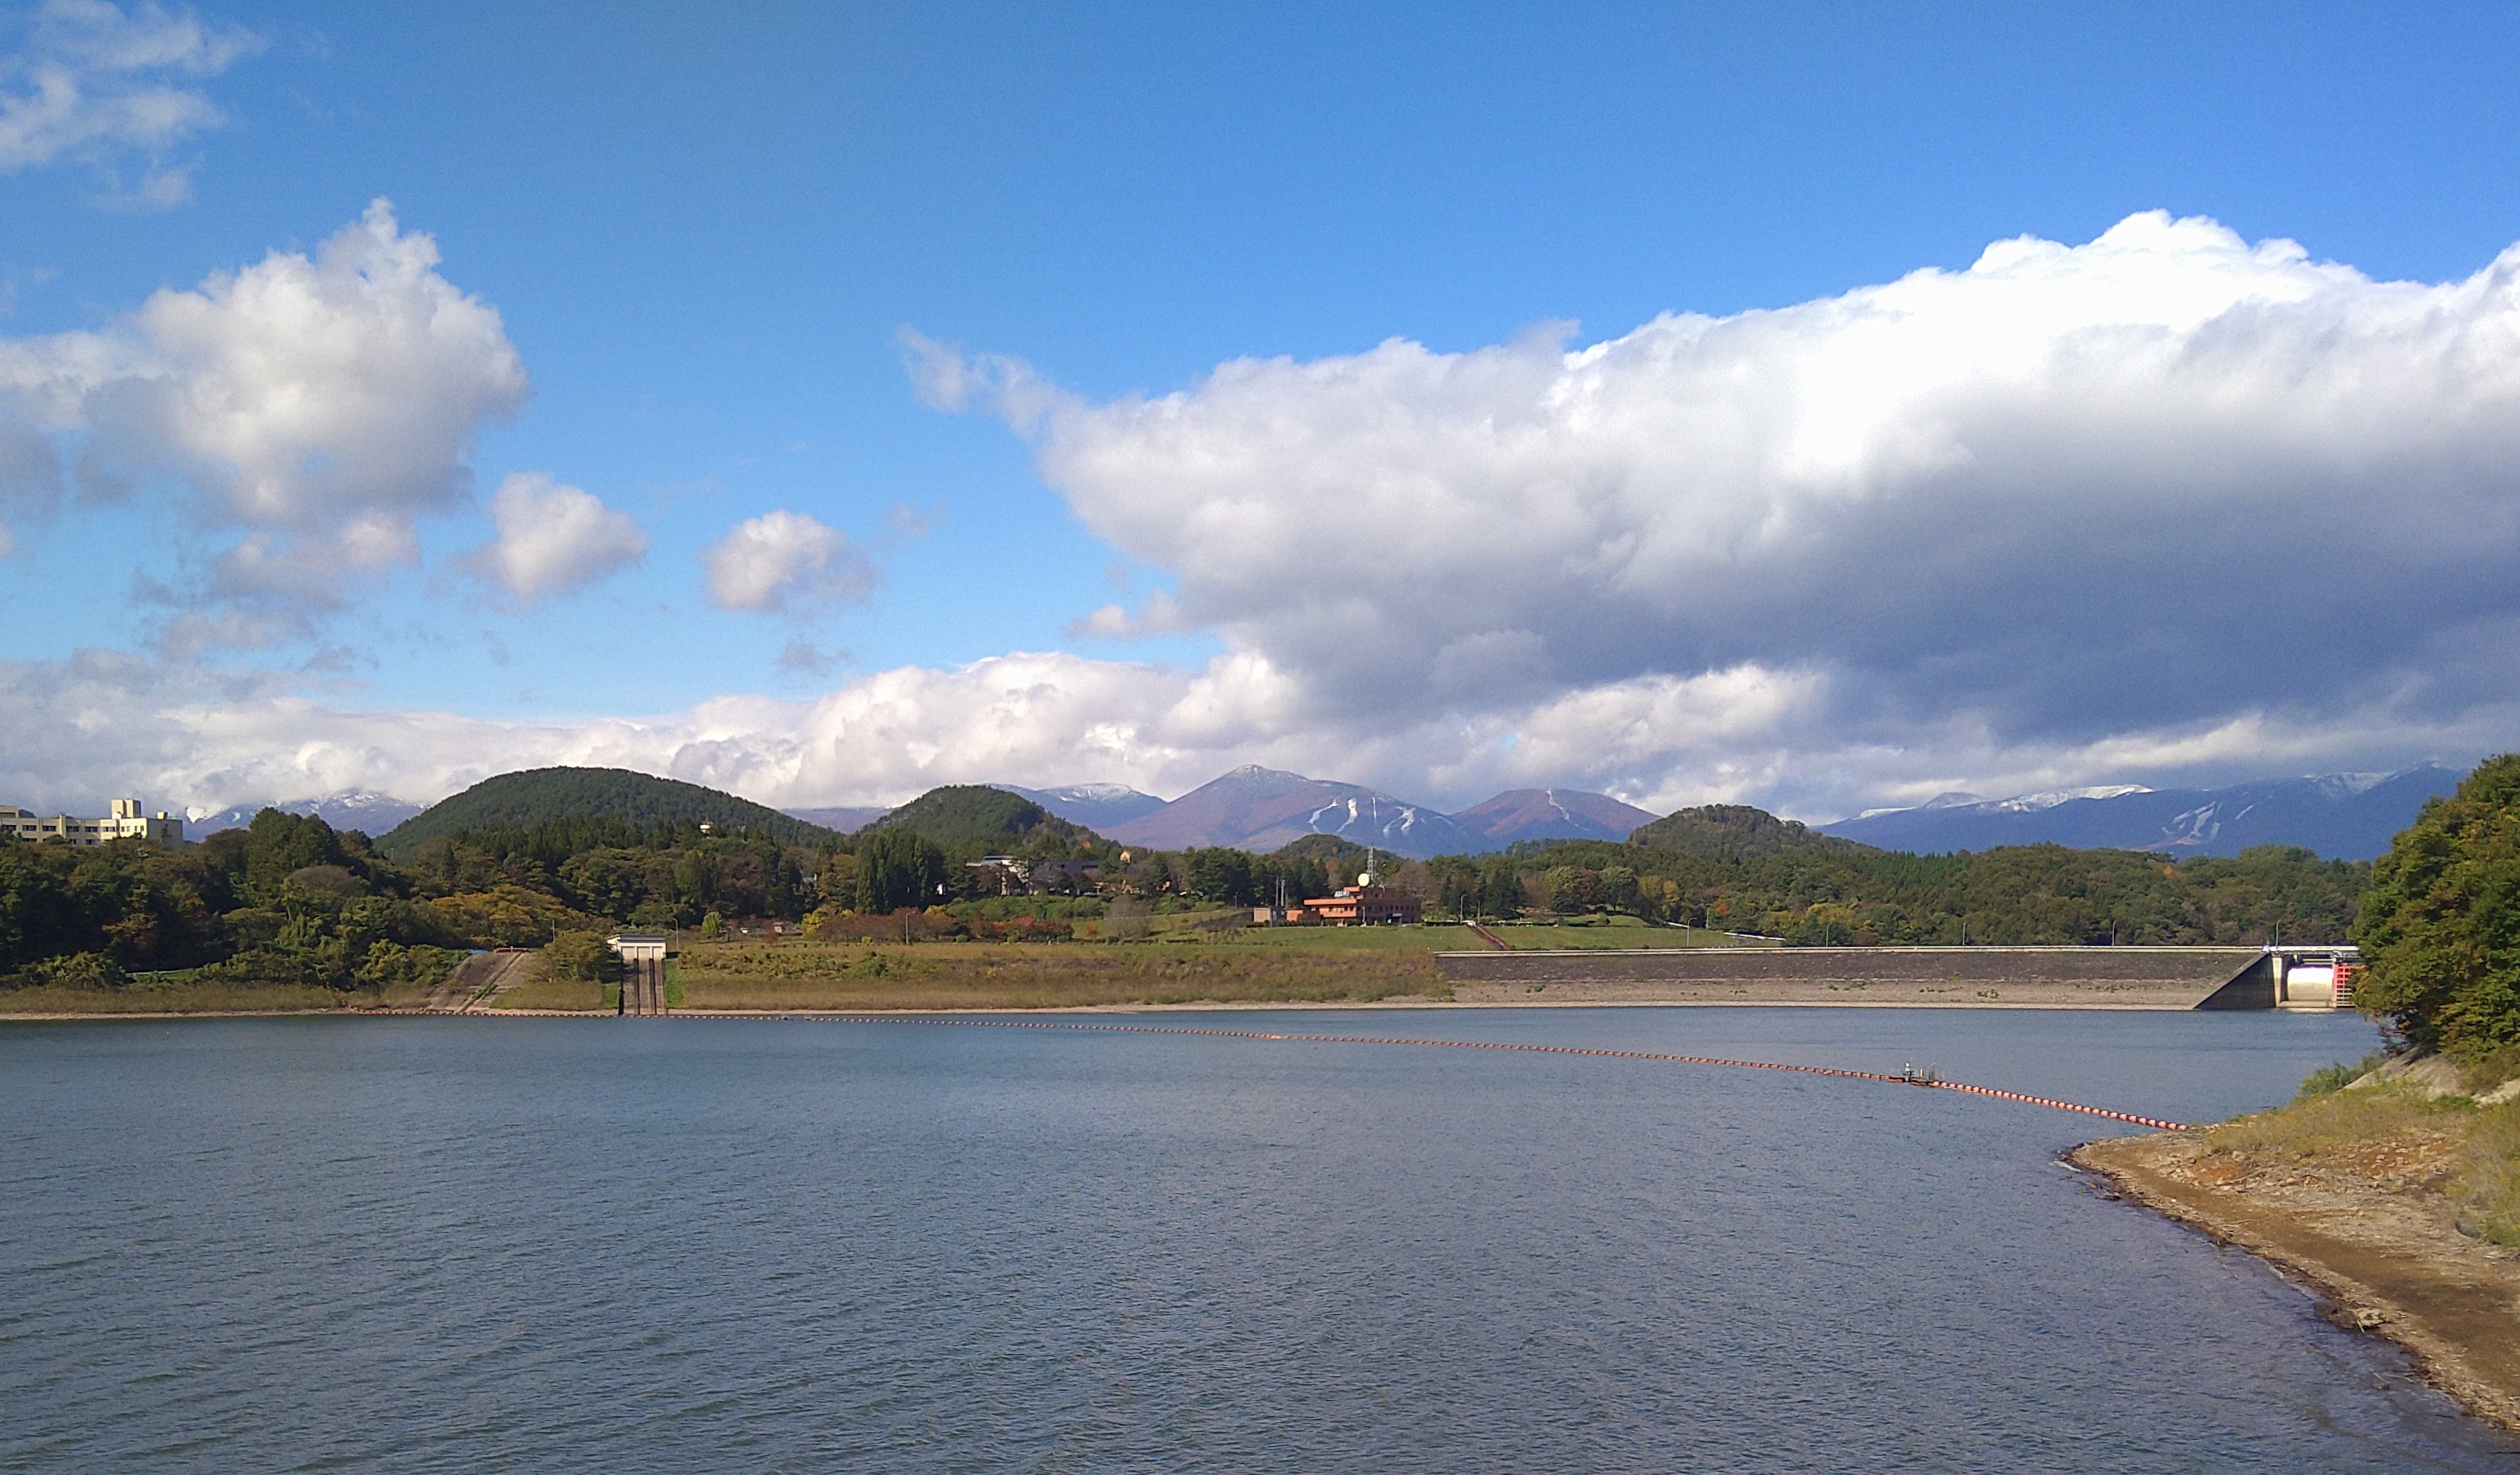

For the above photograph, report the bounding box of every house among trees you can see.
[1254,859,1424,925]
[963,855,1101,897]
[1294,882,1422,925]
[965,855,1029,894]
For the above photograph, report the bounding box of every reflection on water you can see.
[2,1007,2511,1473]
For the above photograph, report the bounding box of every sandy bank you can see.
[2074,1131,2520,1431]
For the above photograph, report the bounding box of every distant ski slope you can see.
[1821,767,2457,859]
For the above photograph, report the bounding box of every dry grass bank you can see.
[675,940,1448,1011]
[0,982,370,1015]
[492,964,606,1012]
[2202,1080,2520,1244]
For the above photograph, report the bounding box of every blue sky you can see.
[6,2,2520,820]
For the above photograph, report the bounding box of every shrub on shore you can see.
[2295,1050,2395,1101]
[541,930,623,985]
[2209,1076,2480,1162]
[6,951,131,990]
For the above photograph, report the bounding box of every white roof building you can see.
[1,799,183,847]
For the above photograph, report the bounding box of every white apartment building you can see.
[0,798,184,847]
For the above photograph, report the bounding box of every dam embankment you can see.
[1436,945,2262,1008]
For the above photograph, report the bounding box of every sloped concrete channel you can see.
[424,949,533,1012]
[1435,946,2263,1008]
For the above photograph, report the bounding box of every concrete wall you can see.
[1436,945,2264,1009]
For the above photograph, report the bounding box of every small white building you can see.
[606,932,670,966]
[1,798,183,847]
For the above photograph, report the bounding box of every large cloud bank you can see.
[4,636,2494,822]
[902,211,2520,808]
[13,212,2520,820]
[939,213,2520,734]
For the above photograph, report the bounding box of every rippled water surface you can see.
[4,1007,2515,1472]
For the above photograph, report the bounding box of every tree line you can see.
[8,758,2511,1062]
[6,792,2383,994]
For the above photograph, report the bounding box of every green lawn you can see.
[1202,923,1491,950]
[1479,919,1777,949]
[1168,915,1771,950]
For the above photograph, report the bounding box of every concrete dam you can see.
[1434,945,2354,1010]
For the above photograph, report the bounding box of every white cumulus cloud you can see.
[463,471,647,607]
[0,0,262,203]
[0,643,2502,825]
[703,509,877,614]
[931,211,2520,791]
[0,648,1283,816]
[0,198,530,640]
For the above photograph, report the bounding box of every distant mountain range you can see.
[996,783,1170,831]
[1820,766,2459,860]
[178,769,1651,859]
[186,790,425,841]
[1074,767,1655,858]
[791,769,1656,857]
[1454,788,1658,846]
[783,804,896,833]
[785,769,1655,857]
[178,761,2462,863]
[1100,766,1475,855]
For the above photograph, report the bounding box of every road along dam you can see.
[1434,946,2269,1009]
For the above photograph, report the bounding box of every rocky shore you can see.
[2076,1116,2520,1430]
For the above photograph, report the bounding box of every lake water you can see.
[4,1007,2515,1473]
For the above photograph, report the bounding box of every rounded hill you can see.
[1627,804,1872,860]
[866,784,1104,851]
[377,767,834,859]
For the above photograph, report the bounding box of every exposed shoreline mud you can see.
[2074,1130,2520,1432]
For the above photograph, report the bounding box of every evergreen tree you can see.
[857,828,947,913]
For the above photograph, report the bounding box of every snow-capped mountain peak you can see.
[1986,784,2152,813]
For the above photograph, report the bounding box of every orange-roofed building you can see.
[1299,883,1420,925]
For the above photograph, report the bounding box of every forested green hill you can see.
[1433,832,2366,945]
[378,767,833,859]
[866,784,1096,850]
[1624,804,1866,860]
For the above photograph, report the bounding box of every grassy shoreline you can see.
[0,981,420,1015]
[673,940,1450,1011]
[0,940,1453,1016]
